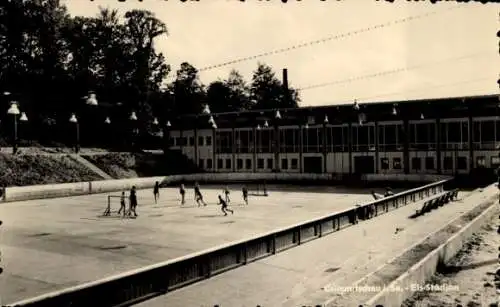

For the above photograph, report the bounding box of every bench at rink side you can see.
[413,188,459,217]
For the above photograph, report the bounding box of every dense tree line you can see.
[0,0,300,149]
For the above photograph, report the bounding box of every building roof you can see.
[170,94,499,130]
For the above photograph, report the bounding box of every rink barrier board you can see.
[0,173,451,203]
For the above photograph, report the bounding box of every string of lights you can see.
[164,4,463,82]
[314,76,494,106]
[297,51,496,91]
[197,5,462,72]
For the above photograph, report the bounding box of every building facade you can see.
[166,95,499,176]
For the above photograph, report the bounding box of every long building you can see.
[166,94,499,176]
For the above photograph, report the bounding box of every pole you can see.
[274,122,280,172]
[323,123,327,173]
[76,122,80,153]
[13,115,17,154]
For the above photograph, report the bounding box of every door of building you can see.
[303,156,323,173]
[354,156,375,174]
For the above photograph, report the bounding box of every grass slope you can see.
[0,153,102,187]
[83,151,200,179]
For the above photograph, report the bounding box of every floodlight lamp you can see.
[392,105,397,116]
[86,93,98,106]
[275,110,281,119]
[263,120,269,128]
[212,123,218,129]
[166,120,172,127]
[152,117,159,125]
[69,114,78,123]
[324,115,329,124]
[208,115,214,124]
[104,117,111,124]
[3,91,11,96]
[20,112,28,121]
[420,113,424,120]
[130,111,138,121]
[304,123,309,129]
[202,104,211,114]
[256,124,261,130]
[353,99,360,111]
[7,101,20,115]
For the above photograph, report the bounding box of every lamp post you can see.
[274,110,281,172]
[211,120,217,172]
[7,101,21,154]
[19,112,28,147]
[69,114,79,153]
[323,115,329,173]
[152,117,159,149]
[104,116,111,148]
[256,124,261,171]
[130,111,138,151]
[165,120,172,153]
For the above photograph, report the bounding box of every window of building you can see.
[330,126,347,151]
[267,158,273,170]
[169,137,176,146]
[476,156,486,168]
[410,123,436,149]
[257,130,273,153]
[198,136,204,146]
[291,158,298,169]
[206,159,213,169]
[281,158,288,170]
[456,157,467,170]
[393,157,402,169]
[217,159,223,169]
[411,157,421,170]
[225,159,232,169]
[237,159,243,170]
[198,159,204,169]
[303,128,322,153]
[425,157,435,170]
[380,158,389,170]
[443,157,453,170]
[189,137,194,146]
[216,131,233,154]
[245,159,252,170]
[257,158,264,169]
[378,124,403,151]
[491,156,500,168]
[446,122,461,143]
[480,121,495,142]
[352,125,375,151]
[235,130,253,154]
[206,136,212,146]
[180,137,187,146]
[473,120,497,149]
[441,121,469,147]
[280,128,300,153]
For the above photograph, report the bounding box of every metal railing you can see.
[5,179,450,307]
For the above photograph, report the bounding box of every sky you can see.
[62,1,499,107]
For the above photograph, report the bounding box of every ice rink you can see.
[0,184,385,304]
[137,190,472,307]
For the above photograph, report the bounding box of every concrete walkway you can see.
[135,191,483,307]
[0,185,377,305]
[68,154,114,180]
